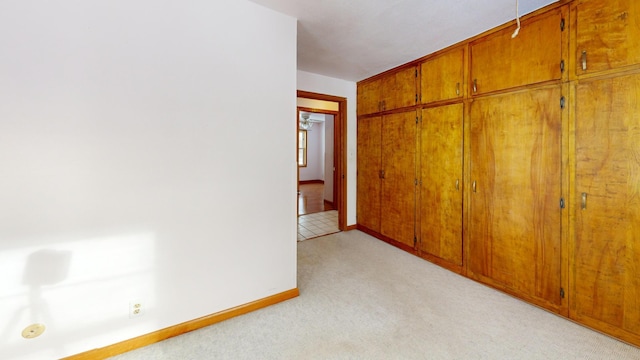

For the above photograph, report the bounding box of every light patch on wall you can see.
[0,232,156,358]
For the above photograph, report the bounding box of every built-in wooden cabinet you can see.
[357,80,383,116]
[470,7,565,95]
[356,0,640,347]
[357,116,382,232]
[420,47,465,104]
[380,111,417,248]
[357,111,417,249]
[571,73,640,345]
[357,67,418,116]
[468,86,564,313]
[573,0,640,76]
[418,104,463,269]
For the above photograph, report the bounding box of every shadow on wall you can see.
[0,232,156,359]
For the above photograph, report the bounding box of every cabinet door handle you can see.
[472,79,478,94]
[581,51,587,71]
[456,179,460,191]
[456,82,461,96]
[581,192,587,210]
[472,181,477,193]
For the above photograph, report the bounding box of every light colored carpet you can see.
[109,230,640,359]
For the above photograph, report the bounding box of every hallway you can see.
[297,183,339,241]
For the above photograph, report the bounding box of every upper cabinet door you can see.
[381,66,418,111]
[420,47,465,104]
[357,78,382,116]
[574,0,640,76]
[470,8,564,95]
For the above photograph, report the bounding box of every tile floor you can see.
[297,210,340,241]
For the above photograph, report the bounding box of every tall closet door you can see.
[573,74,640,343]
[381,111,417,248]
[357,116,382,232]
[468,86,563,312]
[419,104,463,266]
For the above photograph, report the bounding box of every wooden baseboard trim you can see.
[299,180,324,185]
[64,288,299,360]
[345,224,358,231]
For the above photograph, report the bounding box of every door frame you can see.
[297,90,347,231]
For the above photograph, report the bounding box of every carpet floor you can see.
[109,230,640,359]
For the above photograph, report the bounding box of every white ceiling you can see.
[248,0,558,82]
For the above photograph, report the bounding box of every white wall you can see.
[0,1,297,359]
[299,124,324,181]
[324,115,335,203]
[297,71,357,225]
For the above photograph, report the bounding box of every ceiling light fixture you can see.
[299,114,314,130]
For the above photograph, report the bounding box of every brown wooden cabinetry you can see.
[468,86,564,313]
[357,80,383,116]
[418,104,463,269]
[357,66,418,115]
[420,47,465,104]
[470,8,565,95]
[357,116,382,232]
[381,111,417,248]
[571,73,640,345]
[356,0,640,348]
[573,0,640,76]
[357,111,417,249]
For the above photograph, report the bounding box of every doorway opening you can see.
[296,90,347,240]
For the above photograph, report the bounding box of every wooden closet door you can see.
[469,86,563,312]
[382,66,418,111]
[470,8,563,95]
[573,74,640,343]
[420,48,465,104]
[357,79,382,116]
[419,104,463,267]
[574,0,640,76]
[357,116,382,232]
[381,111,417,248]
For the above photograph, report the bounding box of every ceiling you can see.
[248,0,558,82]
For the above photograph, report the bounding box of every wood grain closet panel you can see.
[469,86,562,310]
[357,79,382,116]
[381,111,417,247]
[574,0,640,75]
[573,74,640,340]
[419,104,463,266]
[470,8,563,95]
[420,48,465,104]
[382,66,418,111]
[357,116,382,232]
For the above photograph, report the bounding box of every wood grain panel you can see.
[382,66,418,111]
[420,48,465,104]
[357,116,382,232]
[420,104,463,266]
[381,111,417,247]
[573,74,640,339]
[574,0,640,75]
[357,78,382,116]
[469,86,563,310]
[470,8,563,95]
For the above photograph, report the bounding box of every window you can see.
[298,130,307,167]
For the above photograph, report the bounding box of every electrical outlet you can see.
[129,300,143,318]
